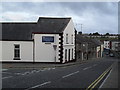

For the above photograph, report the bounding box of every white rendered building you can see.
[103,41,111,50]
[111,41,120,51]
[0,17,76,63]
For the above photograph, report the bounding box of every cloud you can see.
[1,11,39,22]
[1,2,118,34]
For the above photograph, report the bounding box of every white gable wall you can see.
[34,34,60,62]
[63,19,75,63]
[1,41,33,62]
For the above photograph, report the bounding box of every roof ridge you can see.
[1,22,37,24]
[38,17,71,19]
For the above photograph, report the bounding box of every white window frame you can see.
[65,49,67,60]
[66,34,69,44]
[71,34,73,44]
[14,44,21,60]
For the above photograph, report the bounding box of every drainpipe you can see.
[33,40,35,63]
[32,34,35,63]
[53,34,57,63]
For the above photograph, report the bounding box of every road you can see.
[2,57,119,89]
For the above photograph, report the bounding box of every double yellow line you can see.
[86,66,112,90]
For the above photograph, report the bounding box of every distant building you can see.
[103,41,111,50]
[111,41,120,51]
[76,34,103,61]
[0,17,76,63]
[87,34,119,38]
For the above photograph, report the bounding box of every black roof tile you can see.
[1,17,71,41]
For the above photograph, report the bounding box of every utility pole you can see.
[75,23,83,32]
[81,24,83,32]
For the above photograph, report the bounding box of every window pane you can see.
[15,50,20,58]
[14,44,20,58]
[65,49,67,60]
[71,35,73,44]
[66,34,68,44]
[15,45,19,48]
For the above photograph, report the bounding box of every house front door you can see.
[68,49,70,61]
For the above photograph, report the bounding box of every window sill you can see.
[13,58,21,60]
[44,43,52,44]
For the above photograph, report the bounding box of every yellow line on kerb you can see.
[86,65,113,90]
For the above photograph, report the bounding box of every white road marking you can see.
[62,71,79,78]
[44,68,48,70]
[47,68,51,70]
[31,70,37,73]
[21,72,31,75]
[15,73,21,75]
[15,69,45,76]
[99,68,113,88]
[36,70,41,73]
[83,66,92,70]
[93,64,97,67]
[25,81,51,90]
[52,68,55,70]
[1,69,8,71]
[2,72,11,74]
[6,67,55,76]
[2,76,13,79]
[41,69,46,71]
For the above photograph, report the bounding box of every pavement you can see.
[100,60,119,89]
[2,57,102,69]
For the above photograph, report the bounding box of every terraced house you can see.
[0,17,76,63]
[76,33,103,61]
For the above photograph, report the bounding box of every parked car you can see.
[109,53,114,57]
[106,52,109,55]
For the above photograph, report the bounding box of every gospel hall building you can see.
[0,17,76,63]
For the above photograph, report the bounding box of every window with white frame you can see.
[72,48,73,59]
[66,34,68,44]
[71,34,73,44]
[65,49,67,60]
[14,44,20,60]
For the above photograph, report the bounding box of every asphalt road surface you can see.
[2,57,118,89]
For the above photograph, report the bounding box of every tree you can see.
[93,32,100,35]
[89,33,92,35]
[105,33,110,35]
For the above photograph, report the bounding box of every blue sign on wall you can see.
[42,36,54,42]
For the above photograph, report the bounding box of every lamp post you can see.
[81,24,83,32]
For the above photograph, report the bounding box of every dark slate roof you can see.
[35,17,71,33]
[1,17,71,41]
[90,39,102,46]
[76,34,91,44]
[1,23,36,41]
[76,34,102,48]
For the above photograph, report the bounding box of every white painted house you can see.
[103,40,111,50]
[111,41,120,51]
[0,17,76,63]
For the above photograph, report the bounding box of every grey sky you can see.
[1,2,118,34]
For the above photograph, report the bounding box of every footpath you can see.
[2,58,102,69]
[100,60,119,89]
